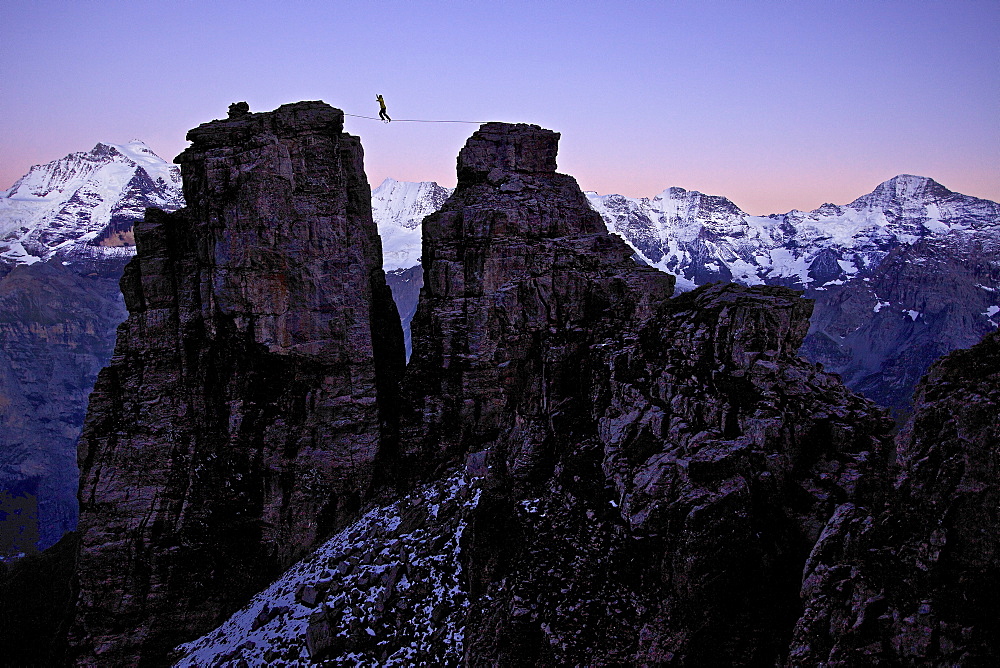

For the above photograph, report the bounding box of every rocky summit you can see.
[398,122,673,484]
[10,105,993,666]
[68,102,404,664]
[172,118,897,665]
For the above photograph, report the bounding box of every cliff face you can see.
[400,123,672,483]
[791,329,1000,665]
[69,102,404,664]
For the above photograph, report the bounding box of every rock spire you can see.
[69,101,403,664]
[398,122,671,482]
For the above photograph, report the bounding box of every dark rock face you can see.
[397,123,893,664]
[790,329,1000,665]
[587,284,892,665]
[400,123,671,483]
[69,102,404,664]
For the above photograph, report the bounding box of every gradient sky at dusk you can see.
[2,0,997,214]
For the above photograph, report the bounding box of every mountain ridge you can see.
[1,145,997,560]
[3,106,997,666]
[0,141,182,271]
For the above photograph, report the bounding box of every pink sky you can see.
[2,0,997,215]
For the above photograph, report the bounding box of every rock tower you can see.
[69,102,404,664]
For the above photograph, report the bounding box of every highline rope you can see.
[344,113,495,124]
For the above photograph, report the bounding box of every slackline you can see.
[344,113,495,124]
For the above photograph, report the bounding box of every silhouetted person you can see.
[377,94,391,122]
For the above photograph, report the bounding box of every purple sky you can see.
[2,0,997,214]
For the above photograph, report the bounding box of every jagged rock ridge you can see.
[790,328,1000,665]
[68,102,404,664]
[374,175,1000,419]
[5,153,996,557]
[176,121,894,665]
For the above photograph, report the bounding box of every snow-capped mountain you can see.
[0,156,447,275]
[0,141,182,556]
[588,176,1000,419]
[374,174,1000,418]
[371,177,452,271]
[372,178,452,359]
[0,141,183,270]
[587,175,1000,293]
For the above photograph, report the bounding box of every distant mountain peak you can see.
[0,142,183,269]
[850,174,952,210]
[372,177,451,271]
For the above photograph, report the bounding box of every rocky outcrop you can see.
[390,123,894,664]
[580,283,891,665]
[790,329,1000,665]
[398,122,672,484]
[69,102,404,664]
[172,121,895,666]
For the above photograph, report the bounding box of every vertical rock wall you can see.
[400,123,671,482]
[69,102,403,664]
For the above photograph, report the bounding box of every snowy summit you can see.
[0,141,183,268]
[371,178,452,271]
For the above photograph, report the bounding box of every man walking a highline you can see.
[377,94,391,122]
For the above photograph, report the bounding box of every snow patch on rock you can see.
[174,471,482,666]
